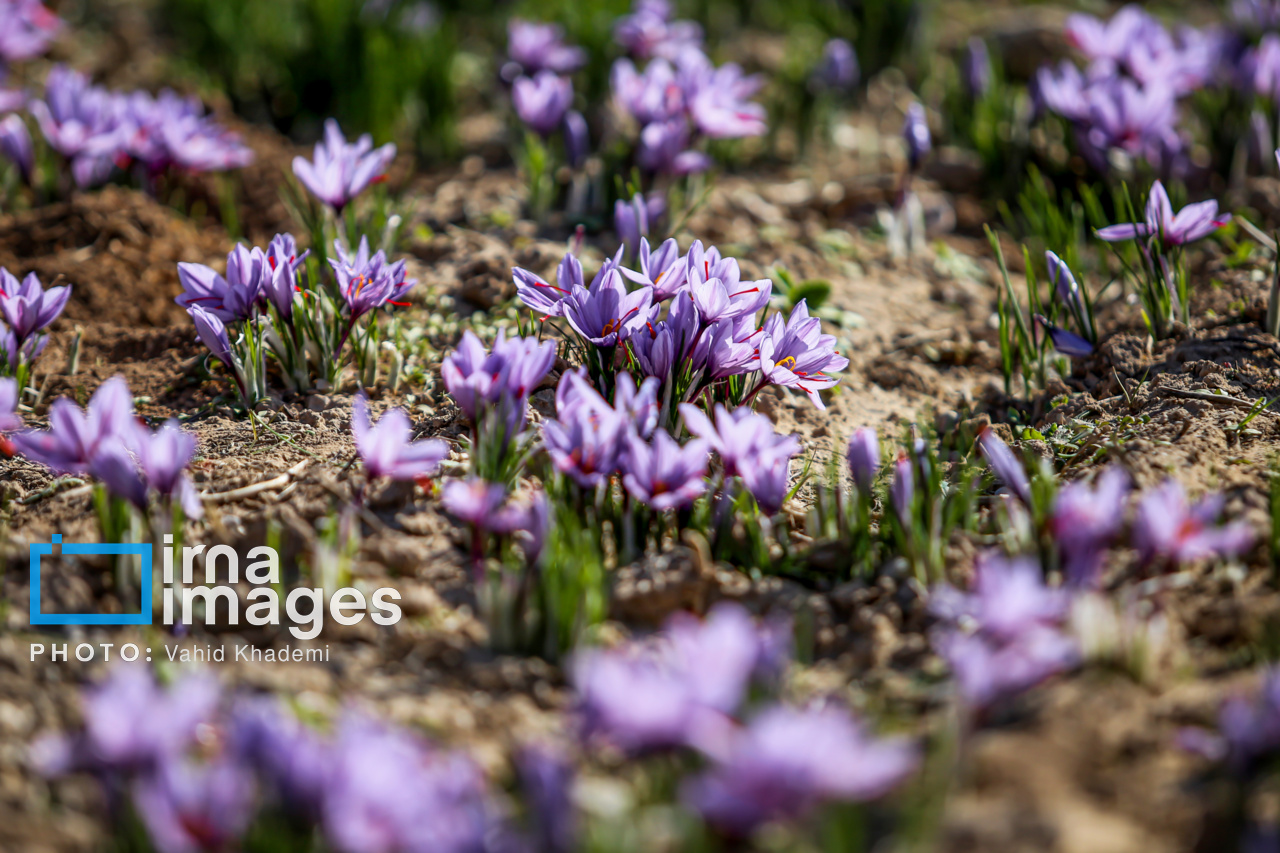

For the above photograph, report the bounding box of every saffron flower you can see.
[930,553,1079,707]
[685,241,771,325]
[505,19,587,80]
[812,39,859,91]
[753,301,848,409]
[29,66,126,187]
[441,478,542,539]
[0,0,61,64]
[543,374,627,488]
[229,698,330,818]
[621,236,685,296]
[12,375,138,475]
[890,452,914,521]
[614,194,666,259]
[176,244,267,322]
[513,71,574,137]
[637,118,712,175]
[133,754,258,853]
[976,427,1031,506]
[902,102,931,171]
[320,713,498,853]
[1132,480,1254,566]
[679,403,799,481]
[1096,180,1230,247]
[1035,314,1094,358]
[682,704,918,836]
[614,0,703,61]
[563,266,655,346]
[847,427,880,496]
[352,392,448,483]
[620,428,709,510]
[0,267,69,349]
[0,113,33,182]
[187,304,236,371]
[262,233,309,320]
[440,329,555,425]
[0,376,20,433]
[136,420,203,519]
[573,602,784,754]
[329,236,415,309]
[291,118,396,214]
[680,404,799,515]
[31,665,221,776]
[687,64,767,139]
[513,251,586,317]
[612,58,685,125]
[1050,467,1128,586]
[517,745,577,853]
[1046,250,1086,320]
[963,37,991,98]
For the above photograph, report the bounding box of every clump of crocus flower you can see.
[34,665,511,853]
[12,375,205,528]
[0,266,68,388]
[179,231,413,409]
[573,602,917,836]
[931,552,1080,709]
[23,64,251,191]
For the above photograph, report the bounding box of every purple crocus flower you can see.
[262,233,309,320]
[329,236,415,310]
[1050,467,1128,586]
[88,433,149,509]
[0,0,61,64]
[513,71,574,137]
[230,698,330,818]
[682,704,918,836]
[32,665,221,777]
[847,427,879,497]
[1242,34,1280,100]
[563,266,655,347]
[612,58,685,125]
[930,553,1079,707]
[1033,60,1090,122]
[1132,480,1255,566]
[563,109,589,167]
[0,267,70,346]
[441,329,555,425]
[131,414,203,514]
[1034,314,1094,358]
[679,403,799,481]
[12,375,138,475]
[352,392,449,483]
[614,1,703,61]
[175,244,267,322]
[689,315,755,380]
[976,426,1031,506]
[513,251,586,318]
[187,304,236,371]
[29,66,126,186]
[684,241,771,325]
[291,118,395,214]
[963,37,992,98]
[687,63,767,139]
[621,235,685,296]
[753,301,849,409]
[1213,668,1280,774]
[637,118,712,175]
[320,713,497,853]
[1045,250,1085,318]
[155,113,254,173]
[573,602,782,754]
[620,428,708,510]
[1096,180,1230,247]
[133,754,258,853]
[1065,6,1154,65]
[889,452,914,521]
[505,19,587,80]
[902,102,931,171]
[0,113,33,182]
[0,376,20,433]
[1077,78,1182,173]
[441,477,521,532]
[517,745,577,853]
[631,292,697,380]
[543,374,627,488]
[614,194,666,260]
[812,39,859,92]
